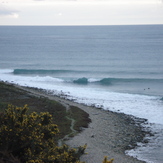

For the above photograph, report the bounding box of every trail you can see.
[57,101,78,146]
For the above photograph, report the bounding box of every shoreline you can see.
[1,81,150,163]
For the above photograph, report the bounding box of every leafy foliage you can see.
[0,105,86,163]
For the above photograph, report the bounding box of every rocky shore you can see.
[0,81,151,163]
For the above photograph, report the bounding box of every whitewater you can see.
[0,25,163,162]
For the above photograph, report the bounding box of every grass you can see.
[68,106,91,132]
[0,81,91,140]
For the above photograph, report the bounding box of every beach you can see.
[3,82,149,163]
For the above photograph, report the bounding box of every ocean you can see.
[0,25,163,163]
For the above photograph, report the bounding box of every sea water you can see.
[0,25,163,162]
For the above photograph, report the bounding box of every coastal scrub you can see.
[0,104,86,163]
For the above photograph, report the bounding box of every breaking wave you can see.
[72,77,163,86]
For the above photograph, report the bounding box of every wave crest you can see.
[13,69,76,75]
[73,77,88,84]
[99,78,112,85]
[73,77,113,85]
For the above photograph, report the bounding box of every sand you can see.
[14,85,148,163]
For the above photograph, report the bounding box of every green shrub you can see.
[0,105,86,163]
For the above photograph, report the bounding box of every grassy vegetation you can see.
[0,81,91,140]
[68,106,91,132]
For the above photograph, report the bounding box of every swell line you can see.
[13,69,87,75]
[73,77,163,85]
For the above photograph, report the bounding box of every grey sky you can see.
[0,0,163,25]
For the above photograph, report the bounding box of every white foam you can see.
[126,123,163,163]
[69,88,163,125]
[88,78,101,82]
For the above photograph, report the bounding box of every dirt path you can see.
[58,106,78,146]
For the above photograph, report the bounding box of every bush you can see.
[0,105,86,163]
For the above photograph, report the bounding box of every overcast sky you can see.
[0,0,163,25]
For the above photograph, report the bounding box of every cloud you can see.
[0,0,162,25]
[0,6,19,18]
